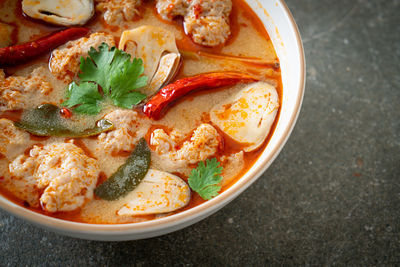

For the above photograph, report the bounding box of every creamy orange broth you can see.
[0,0,281,223]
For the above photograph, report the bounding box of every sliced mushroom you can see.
[210,82,279,152]
[22,0,94,26]
[117,169,190,216]
[119,26,181,96]
[147,52,181,96]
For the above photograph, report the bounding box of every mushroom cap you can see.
[211,82,279,152]
[117,169,190,216]
[22,0,94,26]
[119,26,181,96]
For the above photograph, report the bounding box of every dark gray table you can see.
[1,0,399,265]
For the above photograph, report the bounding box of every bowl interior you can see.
[0,0,305,241]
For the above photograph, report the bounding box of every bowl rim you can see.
[0,0,305,237]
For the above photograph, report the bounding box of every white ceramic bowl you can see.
[0,0,305,241]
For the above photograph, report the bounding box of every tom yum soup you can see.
[0,0,281,224]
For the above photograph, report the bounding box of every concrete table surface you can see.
[1,0,399,265]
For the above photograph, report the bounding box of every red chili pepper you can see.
[143,72,258,120]
[60,107,72,119]
[0,27,90,67]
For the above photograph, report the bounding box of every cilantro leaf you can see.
[112,91,147,109]
[64,43,148,115]
[63,82,102,115]
[110,58,147,96]
[109,58,148,108]
[108,49,132,81]
[188,158,223,200]
[79,43,116,93]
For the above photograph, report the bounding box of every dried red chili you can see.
[143,72,258,120]
[0,27,90,67]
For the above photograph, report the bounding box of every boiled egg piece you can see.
[210,81,279,152]
[22,0,94,26]
[117,169,190,216]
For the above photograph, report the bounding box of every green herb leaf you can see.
[109,58,147,96]
[109,58,148,108]
[80,43,115,93]
[95,138,151,200]
[65,43,148,114]
[63,82,102,115]
[112,91,147,109]
[188,158,223,200]
[14,104,114,137]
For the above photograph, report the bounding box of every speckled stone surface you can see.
[1,0,399,266]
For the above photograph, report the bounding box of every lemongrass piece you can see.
[179,50,279,68]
